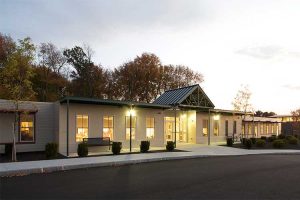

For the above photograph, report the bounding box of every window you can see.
[271,124,274,134]
[146,117,155,139]
[213,120,219,136]
[260,124,264,134]
[255,124,258,137]
[20,114,34,142]
[225,120,229,137]
[202,119,208,136]
[126,116,136,140]
[103,116,113,140]
[266,124,269,134]
[248,124,252,136]
[233,121,237,134]
[76,115,88,142]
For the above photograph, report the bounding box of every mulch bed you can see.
[221,142,300,150]
[0,151,66,163]
[0,149,188,163]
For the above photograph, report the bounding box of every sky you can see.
[1,0,300,114]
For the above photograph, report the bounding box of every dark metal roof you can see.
[153,85,199,105]
[60,96,171,109]
[153,84,214,108]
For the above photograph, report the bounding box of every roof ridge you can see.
[165,84,199,92]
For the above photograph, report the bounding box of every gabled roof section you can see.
[153,84,215,108]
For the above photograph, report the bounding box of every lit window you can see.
[233,121,237,134]
[203,119,208,136]
[260,124,264,134]
[213,120,219,136]
[76,115,88,142]
[225,120,229,137]
[248,124,252,136]
[126,116,136,140]
[103,116,113,140]
[146,117,155,139]
[20,114,34,142]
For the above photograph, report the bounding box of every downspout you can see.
[174,105,177,148]
[66,98,69,157]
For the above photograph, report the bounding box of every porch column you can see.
[208,109,211,145]
[66,98,69,157]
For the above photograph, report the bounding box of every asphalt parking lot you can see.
[1,154,300,199]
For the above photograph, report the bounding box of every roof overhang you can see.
[60,97,171,109]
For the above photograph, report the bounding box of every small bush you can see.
[244,139,252,149]
[45,142,58,159]
[267,135,277,142]
[241,138,247,145]
[278,134,285,139]
[5,143,13,156]
[140,141,150,153]
[256,139,266,147]
[166,141,175,151]
[286,136,298,145]
[261,136,267,141]
[77,142,88,157]
[273,139,285,149]
[250,137,256,144]
[227,138,233,147]
[112,142,122,155]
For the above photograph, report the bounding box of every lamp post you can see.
[129,106,132,152]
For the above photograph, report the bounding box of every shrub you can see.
[227,138,233,147]
[77,142,88,157]
[273,139,285,149]
[45,142,58,159]
[244,139,252,149]
[278,134,285,139]
[140,141,150,153]
[166,141,175,151]
[112,142,122,155]
[256,139,266,147]
[241,138,247,145]
[267,135,277,142]
[261,136,267,141]
[250,137,256,144]
[286,136,298,145]
[5,143,13,156]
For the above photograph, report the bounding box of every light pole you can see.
[129,105,132,152]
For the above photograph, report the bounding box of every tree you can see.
[0,37,36,161]
[113,53,204,102]
[232,85,253,114]
[232,85,254,138]
[63,46,107,98]
[35,43,68,101]
[291,108,300,122]
[255,110,276,117]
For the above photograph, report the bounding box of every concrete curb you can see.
[1,151,300,177]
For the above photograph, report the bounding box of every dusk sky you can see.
[1,0,300,114]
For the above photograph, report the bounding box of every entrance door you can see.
[164,117,187,143]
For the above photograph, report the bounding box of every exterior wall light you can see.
[213,115,220,120]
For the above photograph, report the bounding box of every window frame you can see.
[18,113,36,144]
[125,116,137,140]
[202,119,208,136]
[103,116,114,140]
[75,114,89,142]
[146,117,155,139]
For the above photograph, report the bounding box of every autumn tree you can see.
[291,108,300,122]
[255,110,276,117]
[33,43,68,101]
[63,46,107,98]
[0,37,36,161]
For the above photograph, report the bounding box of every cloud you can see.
[283,84,300,90]
[236,45,300,60]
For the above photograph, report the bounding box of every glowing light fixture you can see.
[213,115,220,120]
[127,108,136,116]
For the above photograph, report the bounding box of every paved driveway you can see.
[2,154,300,199]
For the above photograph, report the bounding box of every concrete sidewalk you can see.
[1,145,300,177]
